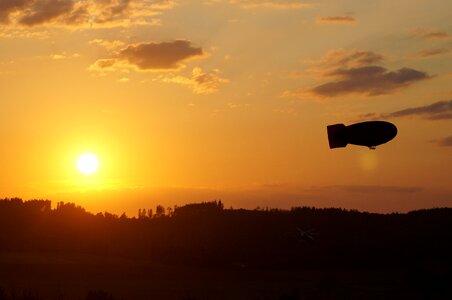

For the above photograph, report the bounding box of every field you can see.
[0,252,444,300]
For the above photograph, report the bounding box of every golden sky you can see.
[1,0,451,214]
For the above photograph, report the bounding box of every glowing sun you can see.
[77,153,99,175]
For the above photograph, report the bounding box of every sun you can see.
[77,153,99,175]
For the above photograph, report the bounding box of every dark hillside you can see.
[1,199,451,270]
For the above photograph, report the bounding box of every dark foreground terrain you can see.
[0,199,451,299]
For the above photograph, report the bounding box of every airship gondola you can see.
[327,121,397,149]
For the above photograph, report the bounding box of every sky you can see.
[1,0,451,215]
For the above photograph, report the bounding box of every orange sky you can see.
[1,0,451,215]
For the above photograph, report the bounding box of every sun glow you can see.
[77,153,99,175]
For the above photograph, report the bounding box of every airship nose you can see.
[388,123,398,139]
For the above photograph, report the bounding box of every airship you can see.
[327,121,397,149]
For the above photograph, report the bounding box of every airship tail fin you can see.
[327,124,347,149]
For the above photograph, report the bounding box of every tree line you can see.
[0,198,451,270]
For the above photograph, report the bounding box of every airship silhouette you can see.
[327,121,397,149]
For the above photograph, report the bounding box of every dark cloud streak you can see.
[0,0,31,23]
[118,40,204,70]
[414,28,450,40]
[331,185,423,194]
[417,48,450,58]
[90,40,205,72]
[435,136,452,147]
[356,100,452,123]
[285,49,430,99]
[316,15,356,24]
[386,100,452,120]
[19,0,74,26]
[94,0,132,24]
[311,66,431,97]
[0,0,173,27]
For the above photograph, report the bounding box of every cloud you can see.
[433,136,452,147]
[20,0,74,26]
[310,66,431,97]
[411,48,451,59]
[0,0,174,28]
[0,0,32,24]
[329,185,423,194]
[207,0,312,9]
[89,39,125,50]
[90,40,205,72]
[414,28,450,40]
[357,100,452,121]
[50,52,80,60]
[118,77,129,83]
[386,100,452,120]
[162,67,229,94]
[119,40,204,70]
[304,49,385,74]
[316,15,355,24]
[89,0,132,24]
[88,58,119,72]
[284,49,431,98]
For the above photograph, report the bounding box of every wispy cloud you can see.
[385,100,452,120]
[413,28,450,40]
[432,136,452,147]
[304,49,385,74]
[89,40,205,72]
[207,0,312,10]
[329,185,423,194]
[50,52,80,60]
[310,66,430,97]
[20,0,75,26]
[357,100,452,121]
[88,58,119,72]
[0,0,174,28]
[409,48,451,59]
[284,49,431,98]
[0,29,50,39]
[316,15,356,24]
[117,77,129,83]
[161,67,229,94]
[89,39,125,50]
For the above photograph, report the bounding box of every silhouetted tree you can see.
[138,209,147,219]
[155,205,165,217]
[217,199,224,210]
[104,212,118,219]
